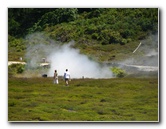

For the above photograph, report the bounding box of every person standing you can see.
[53,70,59,84]
[64,69,70,86]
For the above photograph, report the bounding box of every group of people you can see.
[53,69,70,86]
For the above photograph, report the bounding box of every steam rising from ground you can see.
[24,33,158,78]
[25,33,113,78]
[116,34,158,75]
[48,42,112,78]
[121,34,158,66]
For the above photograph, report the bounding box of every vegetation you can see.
[8,8,158,62]
[8,77,158,121]
[8,64,25,77]
[111,67,126,78]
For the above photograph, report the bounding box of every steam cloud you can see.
[47,42,113,78]
[24,33,158,78]
[25,33,113,78]
[117,33,158,74]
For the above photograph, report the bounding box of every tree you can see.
[29,8,78,33]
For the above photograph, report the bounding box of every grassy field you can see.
[8,77,158,122]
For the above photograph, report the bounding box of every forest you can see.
[8,8,158,61]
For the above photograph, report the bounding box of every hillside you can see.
[8,8,158,62]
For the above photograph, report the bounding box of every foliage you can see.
[28,8,78,33]
[8,35,26,61]
[111,67,126,78]
[44,8,158,45]
[8,64,25,77]
[8,8,57,37]
[8,8,158,41]
[8,8,158,62]
[8,35,26,52]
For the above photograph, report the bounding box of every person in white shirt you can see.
[64,69,70,86]
[53,70,58,84]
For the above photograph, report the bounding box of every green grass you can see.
[8,77,158,122]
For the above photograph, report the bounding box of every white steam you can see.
[25,33,113,78]
[47,41,112,78]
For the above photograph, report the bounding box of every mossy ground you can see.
[8,77,158,122]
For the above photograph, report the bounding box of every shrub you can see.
[8,64,25,77]
[111,67,126,78]
[91,33,99,40]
